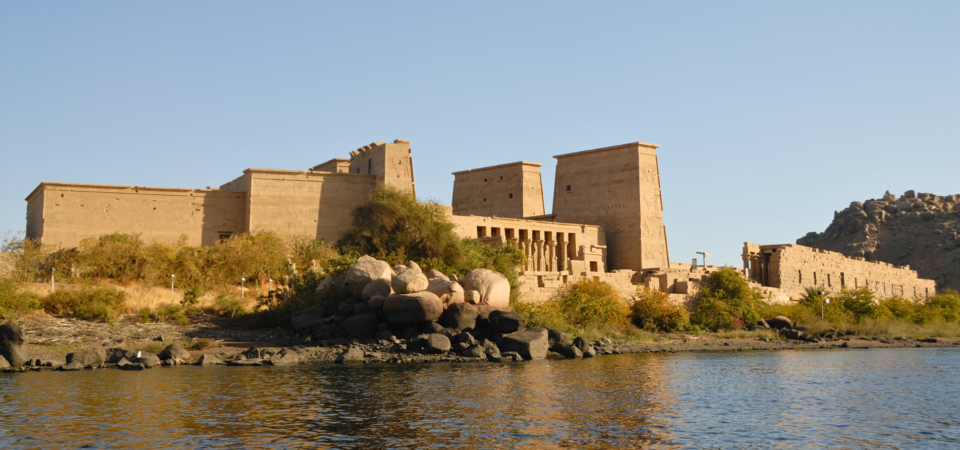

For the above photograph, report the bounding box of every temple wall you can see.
[245,169,376,245]
[451,162,545,219]
[25,183,246,248]
[744,243,936,299]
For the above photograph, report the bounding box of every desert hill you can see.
[797,190,960,293]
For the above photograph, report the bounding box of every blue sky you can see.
[2,1,957,267]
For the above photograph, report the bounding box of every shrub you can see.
[337,184,462,266]
[629,286,689,332]
[214,291,245,318]
[548,279,630,329]
[41,286,127,323]
[0,278,41,319]
[182,287,203,306]
[834,288,879,322]
[691,267,764,331]
[922,289,960,323]
[185,338,211,351]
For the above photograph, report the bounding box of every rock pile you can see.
[797,190,960,292]
[298,256,598,362]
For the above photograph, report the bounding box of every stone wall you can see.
[245,169,376,244]
[310,158,351,174]
[518,270,637,304]
[552,142,670,272]
[743,242,936,299]
[451,161,545,219]
[25,182,247,247]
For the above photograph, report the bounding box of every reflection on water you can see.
[1,348,958,449]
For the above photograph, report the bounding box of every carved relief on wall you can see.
[390,157,411,180]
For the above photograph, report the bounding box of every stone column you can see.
[545,240,556,272]
[534,240,544,272]
[524,239,533,272]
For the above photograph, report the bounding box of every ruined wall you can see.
[451,162,545,219]
[552,142,670,272]
[25,183,246,248]
[245,169,376,245]
[744,243,936,299]
[348,140,415,196]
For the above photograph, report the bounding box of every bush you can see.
[548,279,630,329]
[629,286,689,332]
[337,184,462,266]
[185,338,211,351]
[834,288,879,322]
[692,267,764,331]
[922,289,960,323]
[213,291,245,318]
[41,285,127,323]
[0,278,41,319]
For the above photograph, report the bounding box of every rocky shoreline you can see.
[2,317,958,374]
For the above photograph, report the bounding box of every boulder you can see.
[481,339,501,359]
[134,352,162,368]
[422,321,445,334]
[105,348,138,363]
[368,295,386,310]
[414,334,451,354]
[426,279,465,305]
[464,290,481,304]
[383,292,443,325]
[352,303,369,315]
[397,326,421,340]
[425,269,449,281]
[757,319,770,330]
[345,255,393,299]
[0,343,30,368]
[0,355,8,369]
[60,361,84,371]
[573,336,590,353]
[391,270,429,294]
[291,305,328,332]
[582,345,597,358]
[336,347,365,364]
[551,343,583,359]
[337,302,353,316]
[362,278,393,301]
[375,330,396,341]
[442,303,479,330]
[116,357,133,368]
[452,332,477,348]
[159,343,191,361]
[547,329,572,347]
[461,269,511,307]
[489,310,526,334]
[459,345,485,358]
[500,351,523,362]
[196,354,224,366]
[765,316,794,330]
[340,314,380,340]
[268,349,300,366]
[66,348,107,367]
[0,323,25,346]
[499,327,549,360]
[407,260,422,273]
[315,275,336,297]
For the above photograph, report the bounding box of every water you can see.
[1,348,958,449]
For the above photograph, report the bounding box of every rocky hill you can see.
[797,190,960,293]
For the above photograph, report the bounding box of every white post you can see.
[241,278,245,299]
[269,278,273,292]
[170,274,175,295]
[50,268,55,292]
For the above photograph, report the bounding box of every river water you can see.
[1,348,957,449]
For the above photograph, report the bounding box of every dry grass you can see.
[804,317,960,338]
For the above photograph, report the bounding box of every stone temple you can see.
[25,139,936,302]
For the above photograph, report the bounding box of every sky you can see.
[1,1,958,267]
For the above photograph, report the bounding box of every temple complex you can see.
[25,138,937,302]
